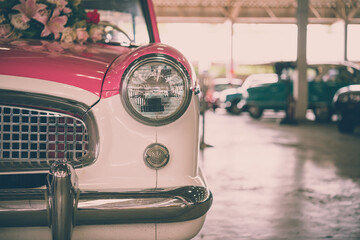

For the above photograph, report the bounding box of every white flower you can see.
[10,13,30,30]
[46,0,71,13]
[60,27,76,43]
[47,0,64,7]
[73,0,81,7]
[0,15,5,24]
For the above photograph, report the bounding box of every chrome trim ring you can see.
[143,143,170,169]
[121,54,192,126]
[0,90,99,172]
[0,185,212,227]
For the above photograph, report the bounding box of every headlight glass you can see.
[122,55,192,126]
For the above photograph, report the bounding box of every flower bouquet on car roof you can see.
[0,0,119,44]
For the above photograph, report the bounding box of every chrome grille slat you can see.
[0,105,89,170]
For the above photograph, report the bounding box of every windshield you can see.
[83,0,150,46]
[0,0,150,46]
[214,83,242,92]
[311,65,360,84]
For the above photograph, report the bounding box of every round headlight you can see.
[121,54,192,126]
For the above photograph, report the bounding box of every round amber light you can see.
[143,143,170,169]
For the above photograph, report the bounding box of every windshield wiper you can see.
[99,41,138,48]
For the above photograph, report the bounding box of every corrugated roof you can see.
[153,0,360,24]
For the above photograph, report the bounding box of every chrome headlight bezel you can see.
[121,54,192,126]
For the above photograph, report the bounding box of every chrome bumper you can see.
[0,161,212,239]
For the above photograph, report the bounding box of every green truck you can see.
[240,62,360,121]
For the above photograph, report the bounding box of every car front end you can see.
[219,88,243,114]
[0,0,212,239]
[333,84,360,133]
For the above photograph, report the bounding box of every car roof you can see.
[245,73,278,81]
[212,78,243,85]
[273,61,360,71]
[348,84,360,92]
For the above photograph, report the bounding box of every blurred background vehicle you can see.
[333,84,360,133]
[240,62,360,121]
[205,78,242,111]
[220,73,278,115]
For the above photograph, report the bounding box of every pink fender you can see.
[0,41,131,97]
[101,43,194,98]
[147,0,161,43]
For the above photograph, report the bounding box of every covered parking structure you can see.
[153,0,360,121]
[153,0,360,24]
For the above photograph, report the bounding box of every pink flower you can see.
[63,7,72,14]
[41,41,64,55]
[0,24,11,38]
[11,40,43,52]
[76,28,89,44]
[33,8,50,25]
[41,10,67,40]
[89,26,103,42]
[12,0,47,23]
[72,44,86,53]
[10,40,29,47]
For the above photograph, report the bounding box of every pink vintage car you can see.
[0,0,212,239]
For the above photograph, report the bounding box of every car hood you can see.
[0,39,132,98]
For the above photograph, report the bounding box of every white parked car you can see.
[219,73,278,114]
[205,78,242,110]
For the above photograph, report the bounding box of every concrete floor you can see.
[194,110,360,240]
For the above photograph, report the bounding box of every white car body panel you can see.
[76,93,202,190]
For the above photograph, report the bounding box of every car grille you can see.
[0,105,89,170]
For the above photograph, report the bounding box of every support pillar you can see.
[344,19,348,61]
[294,0,309,120]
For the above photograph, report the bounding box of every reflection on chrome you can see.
[0,174,212,227]
[0,161,212,239]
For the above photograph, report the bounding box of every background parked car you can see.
[240,62,360,121]
[220,73,278,114]
[205,78,242,110]
[333,84,360,133]
[0,0,212,239]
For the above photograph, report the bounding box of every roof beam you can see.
[229,4,241,21]
[310,5,322,18]
[265,7,277,18]
[153,0,360,24]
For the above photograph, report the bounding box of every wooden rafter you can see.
[153,0,360,24]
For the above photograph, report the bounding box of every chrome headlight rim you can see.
[121,54,192,126]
